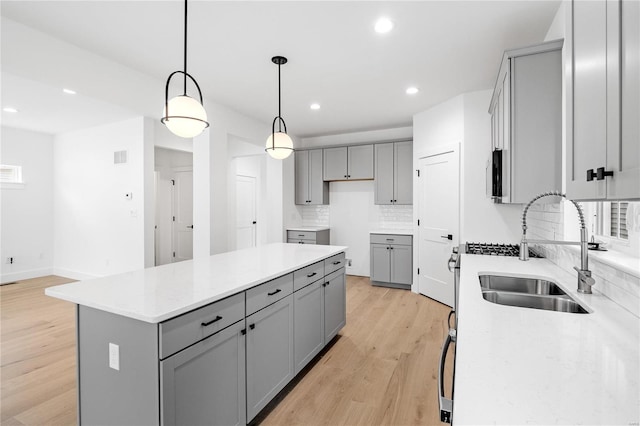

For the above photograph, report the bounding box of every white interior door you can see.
[172,170,193,262]
[155,172,173,266]
[236,175,257,250]
[418,147,459,307]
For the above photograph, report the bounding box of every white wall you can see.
[53,117,146,279]
[0,127,54,283]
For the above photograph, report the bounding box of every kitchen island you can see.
[454,254,639,425]
[46,243,347,425]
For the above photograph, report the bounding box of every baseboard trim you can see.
[1,268,54,285]
[52,268,100,281]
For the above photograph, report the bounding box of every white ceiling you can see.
[0,0,560,137]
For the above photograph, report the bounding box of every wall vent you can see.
[114,150,128,164]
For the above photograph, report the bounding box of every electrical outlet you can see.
[109,343,120,370]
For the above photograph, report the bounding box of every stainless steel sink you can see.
[479,274,567,296]
[481,290,589,314]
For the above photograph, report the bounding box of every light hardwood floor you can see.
[1,275,452,426]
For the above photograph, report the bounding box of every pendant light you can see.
[161,0,209,138]
[265,56,293,159]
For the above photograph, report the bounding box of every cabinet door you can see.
[609,0,640,199]
[323,270,346,344]
[394,141,413,204]
[374,143,394,205]
[323,147,348,181]
[295,150,309,205]
[347,145,374,179]
[567,0,608,200]
[293,280,324,374]
[390,244,412,285]
[308,149,328,204]
[246,295,294,422]
[161,320,246,426]
[370,243,391,282]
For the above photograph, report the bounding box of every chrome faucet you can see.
[519,191,596,294]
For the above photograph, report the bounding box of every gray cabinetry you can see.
[374,141,413,205]
[323,268,346,344]
[323,145,374,181]
[246,295,295,422]
[161,320,246,426]
[293,279,324,374]
[489,40,563,203]
[286,229,330,245]
[295,149,328,205]
[370,233,413,289]
[567,0,639,200]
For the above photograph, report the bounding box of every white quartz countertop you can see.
[286,226,330,232]
[454,254,640,425]
[369,229,413,236]
[45,243,347,324]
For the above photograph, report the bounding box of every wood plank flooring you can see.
[1,274,452,426]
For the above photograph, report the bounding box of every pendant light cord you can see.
[183,0,188,95]
[278,62,282,132]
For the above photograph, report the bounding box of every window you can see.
[0,165,22,183]
[593,201,629,241]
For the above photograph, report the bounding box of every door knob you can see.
[187,225,194,229]
[440,234,453,240]
[252,221,257,224]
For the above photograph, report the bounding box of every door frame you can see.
[235,174,258,250]
[413,142,461,294]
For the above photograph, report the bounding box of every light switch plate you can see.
[109,343,119,370]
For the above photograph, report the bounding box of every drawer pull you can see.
[386,238,394,241]
[201,315,223,327]
[298,234,305,237]
[268,288,282,296]
[332,261,341,265]
[306,272,317,278]
[249,323,255,330]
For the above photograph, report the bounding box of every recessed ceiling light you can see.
[3,107,18,113]
[374,18,393,34]
[310,103,321,110]
[63,88,77,95]
[406,87,419,95]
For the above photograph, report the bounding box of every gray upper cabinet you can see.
[489,40,563,204]
[374,141,413,205]
[567,0,639,200]
[323,145,374,181]
[295,149,329,205]
[161,320,246,426]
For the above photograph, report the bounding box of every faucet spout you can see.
[519,191,595,294]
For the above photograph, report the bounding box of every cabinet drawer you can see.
[370,233,412,246]
[287,238,315,245]
[159,292,245,359]
[246,273,294,316]
[324,252,346,275]
[293,261,325,292]
[287,230,317,241]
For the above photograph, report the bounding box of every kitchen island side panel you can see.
[78,305,159,425]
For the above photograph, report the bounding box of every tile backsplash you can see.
[527,201,640,318]
[299,204,413,230]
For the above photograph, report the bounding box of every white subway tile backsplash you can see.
[300,205,330,227]
[529,203,640,318]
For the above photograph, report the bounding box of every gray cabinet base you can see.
[370,281,411,290]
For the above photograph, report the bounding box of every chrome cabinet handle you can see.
[438,333,454,424]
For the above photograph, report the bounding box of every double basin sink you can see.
[479,275,589,314]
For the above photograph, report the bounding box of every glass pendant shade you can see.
[163,95,208,138]
[265,132,293,159]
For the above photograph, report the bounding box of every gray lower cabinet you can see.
[161,320,246,426]
[370,234,413,289]
[286,229,330,245]
[374,141,413,205]
[323,269,346,344]
[246,295,295,422]
[293,279,325,374]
